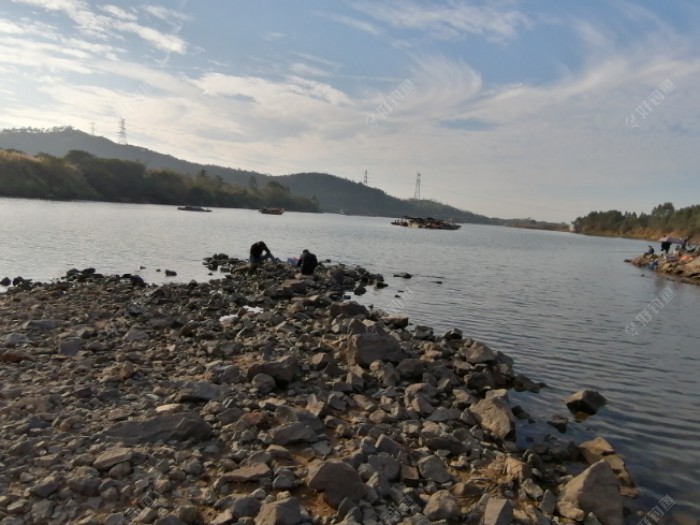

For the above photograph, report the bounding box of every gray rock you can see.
[382,315,409,329]
[67,475,100,496]
[211,509,236,525]
[176,381,223,402]
[247,356,299,386]
[424,490,459,521]
[4,333,29,346]
[275,405,324,432]
[29,475,60,498]
[566,390,607,415]
[483,498,513,525]
[154,517,188,525]
[255,497,305,525]
[223,463,272,482]
[557,460,623,525]
[465,343,496,364]
[443,328,463,340]
[93,447,133,470]
[469,390,515,441]
[540,489,556,516]
[375,434,406,457]
[101,412,213,444]
[308,460,367,507]
[417,455,452,484]
[345,333,405,366]
[231,495,261,518]
[330,302,369,318]
[271,422,318,445]
[368,453,400,481]
[252,373,277,394]
[547,415,569,433]
[58,336,83,356]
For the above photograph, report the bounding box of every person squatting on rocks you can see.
[249,241,277,271]
[297,249,319,275]
[644,245,655,255]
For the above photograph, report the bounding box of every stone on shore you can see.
[483,498,514,525]
[345,332,405,366]
[101,413,212,443]
[0,261,638,525]
[566,389,607,415]
[557,460,623,525]
[255,497,305,525]
[470,389,516,440]
[308,460,367,507]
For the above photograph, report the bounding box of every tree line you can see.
[573,202,700,239]
[0,149,319,212]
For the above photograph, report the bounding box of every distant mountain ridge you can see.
[0,126,495,222]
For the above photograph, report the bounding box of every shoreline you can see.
[0,259,647,525]
[625,253,700,286]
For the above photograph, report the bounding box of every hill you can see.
[0,126,494,222]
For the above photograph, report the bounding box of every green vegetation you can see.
[573,202,700,239]
[0,149,320,212]
[276,172,496,223]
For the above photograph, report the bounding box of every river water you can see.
[1,198,698,519]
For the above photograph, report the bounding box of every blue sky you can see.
[1,0,699,221]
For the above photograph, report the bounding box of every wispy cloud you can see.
[350,0,531,42]
[11,0,188,54]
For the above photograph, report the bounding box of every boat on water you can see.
[177,205,212,212]
[391,216,461,230]
[260,207,284,215]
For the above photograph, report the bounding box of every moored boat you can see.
[390,216,460,230]
[260,207,285,215]
[177,205,212,212]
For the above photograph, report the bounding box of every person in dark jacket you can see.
[249,241,276,269]
[297,249,319,275]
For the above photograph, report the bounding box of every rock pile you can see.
[0,259,636,525]
[626,253,700,285]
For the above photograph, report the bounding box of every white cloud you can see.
[0,19,26,34]
[11,0,188,54]
[350,0,531,42]
[100,5,137,22]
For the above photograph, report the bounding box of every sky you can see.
[1,0,699,222]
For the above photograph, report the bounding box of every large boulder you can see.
[557,460,623,525]
[308,460,366,507]
[330,302,368,318]
[469,390,515,440]
[247,356,299,386]
[345,333,405,366]
[579,437,637,496]
[484,498,513,525]
[101,412,212,444]
[255,497,305,525]
[566,390,607,415]
[423,490,459,521]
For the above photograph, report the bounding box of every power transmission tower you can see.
[118,118,128,145]
[90,122,96,135]
[414,172,421,200]
[364,170,368,185]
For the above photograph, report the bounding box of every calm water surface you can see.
[1,198,698,518]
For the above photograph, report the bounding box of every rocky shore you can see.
[625,252,700,285]
[1,257,639,525]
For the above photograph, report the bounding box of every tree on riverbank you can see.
[0,149,319,212]
[573,202,700,239]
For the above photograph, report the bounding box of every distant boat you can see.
[177,205,211,212]
[260,207,284,215]
[391,216,460,230]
